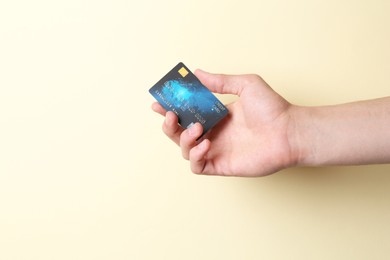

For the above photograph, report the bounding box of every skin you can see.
[152,69,390,177]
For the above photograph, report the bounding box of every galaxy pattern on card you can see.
[149,62,228,136]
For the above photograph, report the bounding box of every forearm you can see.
[290,97,390,166]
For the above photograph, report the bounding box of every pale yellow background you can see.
[1,0,390,259]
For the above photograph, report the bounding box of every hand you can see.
[152,69,299,177]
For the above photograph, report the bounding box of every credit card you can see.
[149,62,229,137]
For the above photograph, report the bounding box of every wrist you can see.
[286,105,314,167]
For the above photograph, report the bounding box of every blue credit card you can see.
[149,62,229,136]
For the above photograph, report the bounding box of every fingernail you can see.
[164,117,169,126]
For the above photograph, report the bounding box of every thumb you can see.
[194,69,245,96]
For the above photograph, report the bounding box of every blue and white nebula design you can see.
[149,63,228,135]
[161,79,218,114]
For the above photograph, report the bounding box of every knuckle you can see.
[162,122,176,138]
[180,129,193,145]
[245,74,262,84]
[161,122,171,136]
[192,169,202,175]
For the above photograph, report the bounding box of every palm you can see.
[201,79,293,176]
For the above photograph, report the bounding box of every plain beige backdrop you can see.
[1,0,390,259]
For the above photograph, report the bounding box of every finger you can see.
[179,123,203,160]
[194,69,246,96]
[189,139,211,174]
[162,111,183,145]
[151,102,166,116]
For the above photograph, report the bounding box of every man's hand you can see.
[153,68,390,176]
[152,69,299,176]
